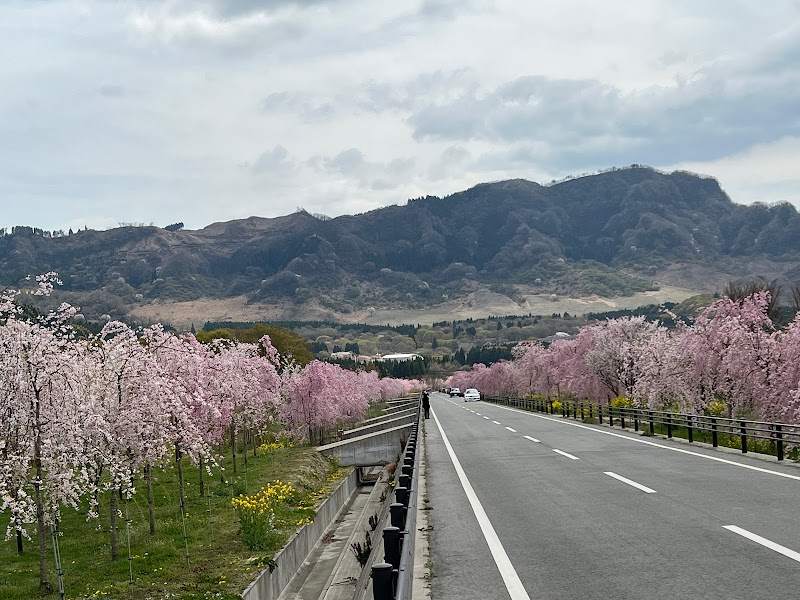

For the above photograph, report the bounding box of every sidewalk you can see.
[412,418,433,600]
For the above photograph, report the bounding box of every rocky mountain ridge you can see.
[3,166,799,323]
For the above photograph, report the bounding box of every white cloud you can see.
[1,0,799,233]
[667,136,800,205]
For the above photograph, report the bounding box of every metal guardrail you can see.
[370,401,421,600]
[484,395,800,461]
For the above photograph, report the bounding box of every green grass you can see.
[363,401,388,421]
[0,446,350,600]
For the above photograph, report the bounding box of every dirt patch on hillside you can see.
[130,283,699,330]
[131,296,347,329]
[360,285,698,326]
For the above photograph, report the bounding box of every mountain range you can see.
[3,166,800,325]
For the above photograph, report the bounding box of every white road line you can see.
[484,416,490,420]
[476,413,482,416]
[492,420,501,425]
[553,449,580,460]
[523,435,540,443]
[431,410,532,600]
[490,403,800,482]
[604,471,657,494]
[723,525,800,563]
[505,427,517,433]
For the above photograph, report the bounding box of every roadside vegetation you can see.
[0,445,347,600]
[0,276,418,599]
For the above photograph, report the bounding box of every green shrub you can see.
[611,396,634,408]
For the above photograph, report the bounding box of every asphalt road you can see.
[424,392,800,599]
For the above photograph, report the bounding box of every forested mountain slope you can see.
[3,166,799,322]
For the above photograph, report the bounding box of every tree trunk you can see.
[198,456,205,498]
[176,444,186,525]
[176,443,190,565]
[92,467,102,520]
[243,431,248,467]
[110,490,119,561]
[145,464,156,536]
[34,460,49,591]
[33,393,50,592]
[16,530,23,554]
[230,426,237,474]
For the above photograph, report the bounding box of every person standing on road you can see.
[422,390,430,419]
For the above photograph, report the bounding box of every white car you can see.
[463,388,480,402]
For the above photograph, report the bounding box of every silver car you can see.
[463,388,480,402]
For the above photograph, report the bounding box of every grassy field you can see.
[0,445,349,600]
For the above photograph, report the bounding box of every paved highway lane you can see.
[425,392,800,599]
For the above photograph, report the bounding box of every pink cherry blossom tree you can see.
[0,280,84,591]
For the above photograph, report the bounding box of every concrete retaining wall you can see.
[317,424,412,466]
[341,413,416,440]
[362,407,416,426]
[386,397,415,405]
[241,470,359,600]
[383,402,417,415]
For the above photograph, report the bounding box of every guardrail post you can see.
[599,405,603,425]
[608,405,613,427]
[711,417,718,447]
[372,562,393,600]
[740,421,748,454]
[573,402,577,419]
[634,411,639,432]
[390,502,404,529]
[649,410,654,435]
[666,414,672,438]
[687,415,693,443]
[383,526,401,568]
[620,409,625,430]
[548,400,553,414]
[398,473,410,494]
[395,486,409,508]
[589,404,593,421]
[776,425,784,461]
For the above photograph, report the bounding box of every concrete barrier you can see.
[362,408,417,426]
[316,424,412,466]
[383,402,417,415]
[341,413,417,440]
[386,397,415,405]
[241,470,359,600]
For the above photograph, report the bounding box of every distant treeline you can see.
[585,303,678,324]
[204,320,418,337]
[454,344,514,366]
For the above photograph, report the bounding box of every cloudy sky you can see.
[3,0,800,233]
